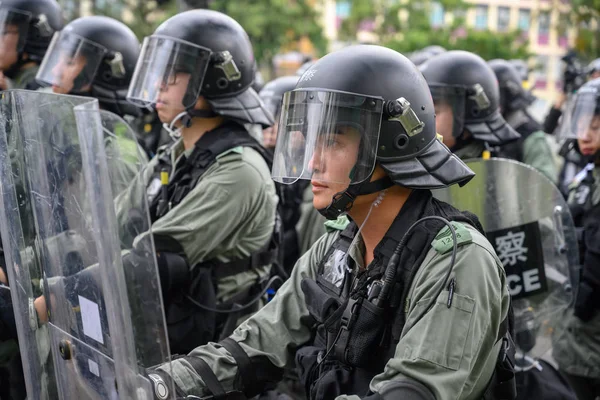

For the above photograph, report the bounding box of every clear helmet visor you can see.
[0,8,30,66]
[429,84,466,139]
[127,36,211,109]
[36,31,108,93]
[272,90,383,185]
[560,91,600,142]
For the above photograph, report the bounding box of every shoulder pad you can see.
[431,221,473,255]
[324,215,350,232]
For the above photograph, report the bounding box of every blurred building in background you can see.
[325,0,575,104]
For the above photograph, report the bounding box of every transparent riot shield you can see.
[99,109,149,198]
[433,158,579,370]
[0,90,172,399]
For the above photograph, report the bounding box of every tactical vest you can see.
[568,164,595,261]
[296,190,514,399]
[145,122,283,352]
[568,164,600,322]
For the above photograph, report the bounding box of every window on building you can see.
[538,11,550,45]
[518,8,530,31]
[430,2,445,28]
[534,55,549,89]
[557,13,569,47]
[497,7,510,32]
[475,5,489,30]
[336,1,351,19]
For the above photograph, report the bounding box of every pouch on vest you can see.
[166,266,217,355]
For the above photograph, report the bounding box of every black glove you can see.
[574,280,598,322]
[0,284,17,341]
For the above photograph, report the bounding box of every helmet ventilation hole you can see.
[216,78,229,89]
[394,134,409,149]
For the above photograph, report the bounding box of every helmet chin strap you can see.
[162,108,219,141]
[318,176,394,220]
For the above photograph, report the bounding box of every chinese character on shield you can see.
[495,231,528,266]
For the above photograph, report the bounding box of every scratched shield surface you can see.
[0,91,172,399]
[433,158,579,365]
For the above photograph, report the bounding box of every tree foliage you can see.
[569,0,600,59]
[338,0,530,61]
[208,0,327,66]
[89,0,179,39]
[69,0,326,69]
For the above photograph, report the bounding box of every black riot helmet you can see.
[421,45,446,56]
[272,45,474,219]
[588,58,600,79]
[127,9,273,128]
[509,59,529,82]
[420,50,520,146]
[488,59,536,114]
[252,67,265,93]
[409,51,433,67]
[296,59,316,76]
[0,0,63,73]
[259,75,299,119]
[36,16,141,117]
[559,77,600,161]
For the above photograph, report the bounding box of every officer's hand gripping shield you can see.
[434,159,579,369]
[0,90,172,399]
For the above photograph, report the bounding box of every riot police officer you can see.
[509,59,530,88]
[146,45,514,400]
[35,15,149,190]
[260,75,326,273]
[488,59,558,183]
[119,9,278,354]
[587,58,600,80]
[36,16,144,119]
[419,50,520,160]
[553,78,600,400]
[0,0,62,90]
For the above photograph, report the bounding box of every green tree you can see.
[90,0,179,39]
[208,0,327,71]
[568,0,600,59]
[338,0,530,61]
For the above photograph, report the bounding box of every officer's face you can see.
[263,122,278,149]
[156,71,191,124]
[50,54,88,94]
[308,125,361,210]
[434,101,456,148]
[0,24,19,70]
[577,115,600,156]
